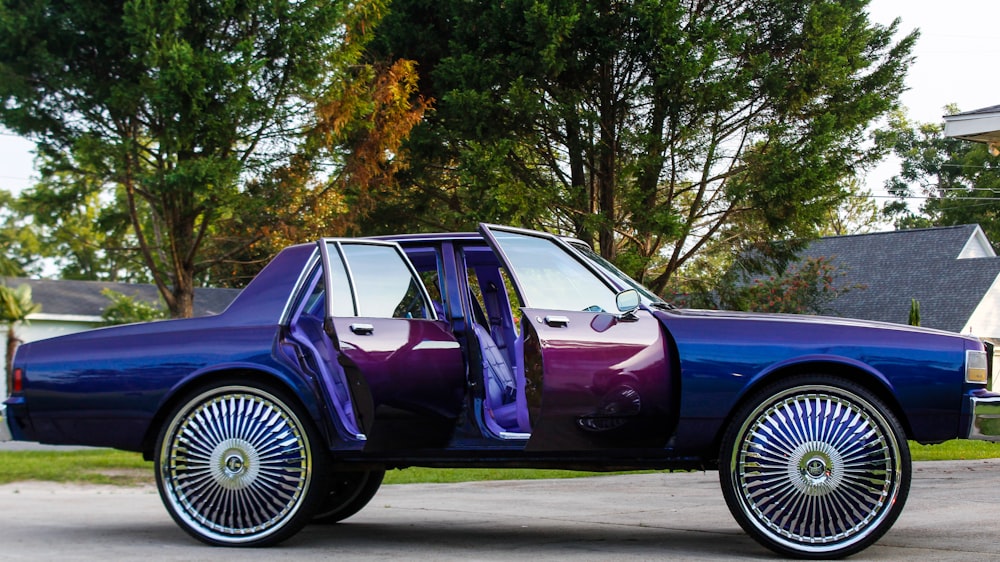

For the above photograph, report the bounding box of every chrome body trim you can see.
[969,394,1000,441]
[498,431,531,440]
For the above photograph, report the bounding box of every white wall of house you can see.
[964,273,1000,340]
[14,314,103,343]
[961,279,1000,390]
[959,227,998,259]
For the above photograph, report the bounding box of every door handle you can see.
[543,315,570,328]
[350,323,375,335]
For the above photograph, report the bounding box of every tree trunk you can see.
[5,324,20,385]
[596,54,617,261]
[172,271,196,319]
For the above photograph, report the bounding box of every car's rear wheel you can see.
[719,375,910,559]
[155,381,329,547]
[312,469,385,524]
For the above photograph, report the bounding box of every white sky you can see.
[1,1,999,199]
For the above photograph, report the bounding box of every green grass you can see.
[0,440,997,487]
[909,439,1000,461]
[0,449,152,486]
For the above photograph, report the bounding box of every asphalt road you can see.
[0,459,997,560]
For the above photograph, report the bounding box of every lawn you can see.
[0,440,997,487]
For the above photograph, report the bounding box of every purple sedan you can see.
[5,224,1000,558]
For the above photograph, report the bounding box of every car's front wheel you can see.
[719,375,910,559]
[155,381,329,547]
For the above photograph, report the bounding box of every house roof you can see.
[799,225,1000,332]
[943,104,1000,146]
[3,277,241,319]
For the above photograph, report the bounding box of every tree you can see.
[880,110,1000,249]
[8,159,143,282]
[672,255,862,314]
[0,283,40,382]
[908,298,920,327]
[369,0,916,293]
[819,180,882,237]
[100,288,168,325]
[0,189,36,277]
[0,0,412,316]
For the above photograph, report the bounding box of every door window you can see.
[487,230,619,312]
[321,241,435,319]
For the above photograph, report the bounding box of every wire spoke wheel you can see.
[720,377,910,559]
[156,383,326,546]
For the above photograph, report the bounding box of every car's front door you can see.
[480,225,675,451]
[300,239,466,451]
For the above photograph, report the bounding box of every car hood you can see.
[667,307,971,340]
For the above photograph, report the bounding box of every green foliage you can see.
[0,282,40,381]
[0,0,404,316]
[100,288,167,326]
[370,0,916,292]
[908,298,921,327]
[673,255,862,315]
[0,284,39,323]
[6,164,143,282]
[0,189,37,277]
[880,109,1000,247]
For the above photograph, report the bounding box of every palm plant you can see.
[1,283,40,382]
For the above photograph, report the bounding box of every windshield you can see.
[565,241,667,306]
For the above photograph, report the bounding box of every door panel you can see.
[521,309,672,450]
[333,317,465,451]
[478,224,675,451]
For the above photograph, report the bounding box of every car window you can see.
[321,241,433,319]
[488,230,618,312]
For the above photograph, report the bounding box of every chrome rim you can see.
[160,386,313,544]
[731,385,901,554]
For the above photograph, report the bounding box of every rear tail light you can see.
[10,367,23,394]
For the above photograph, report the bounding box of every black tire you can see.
[719,375,910,559]
[311,469,385,524]
[154,380,330,547]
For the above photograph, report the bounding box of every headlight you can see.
[967,350,990,384]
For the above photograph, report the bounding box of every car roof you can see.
[370,232,484,244]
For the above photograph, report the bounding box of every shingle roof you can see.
[799,225,1000,332]
[949,105,1000,117]
[2,277,241,318]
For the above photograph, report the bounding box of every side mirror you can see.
[616,289,640,314]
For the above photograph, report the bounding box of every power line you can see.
[860,194,1000,201]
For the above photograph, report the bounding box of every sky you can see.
[2,1,999,199]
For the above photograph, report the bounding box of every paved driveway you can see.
[0,459,997,560]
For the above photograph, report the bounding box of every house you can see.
[800,224,1000,339]
[944,104,1000,156]
[2,277,241,343]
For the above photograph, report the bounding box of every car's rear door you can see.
[479,224,675,451]
[293,239,466,451]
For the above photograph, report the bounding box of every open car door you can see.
[479,224,675,451]
[288,239,466,451]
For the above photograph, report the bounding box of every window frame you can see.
[317,238,440,322]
